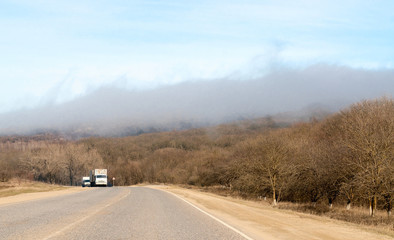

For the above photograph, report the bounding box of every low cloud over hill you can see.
[0,64,393,137]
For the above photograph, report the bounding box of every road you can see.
[0,187,247,240]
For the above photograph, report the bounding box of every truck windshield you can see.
[83,180,90,183]
[96,175,106,178]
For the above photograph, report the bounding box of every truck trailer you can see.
[90,169,108,187]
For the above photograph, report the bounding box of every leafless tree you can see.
[337,97,393,216]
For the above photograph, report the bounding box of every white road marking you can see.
[42,188,130,240]
[165,190,255,240]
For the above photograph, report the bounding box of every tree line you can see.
[0,97,392,217]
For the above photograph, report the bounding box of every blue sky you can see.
[0,0,393,113]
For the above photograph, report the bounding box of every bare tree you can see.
[337,97,393,216]
[233,131,293,205]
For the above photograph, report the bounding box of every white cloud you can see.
[0,0,393,113]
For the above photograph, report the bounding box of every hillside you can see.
[0,97,393,231]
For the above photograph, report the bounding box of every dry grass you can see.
[278,202,394,233]
[0,178,67,198]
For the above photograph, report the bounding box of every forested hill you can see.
[0,97,393,218]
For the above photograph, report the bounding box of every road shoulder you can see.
[0,187,90,206]
[148,185,393,240]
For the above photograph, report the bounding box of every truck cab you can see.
[82,176,91,187]
[94,174,108,186]
[90,169,108,187]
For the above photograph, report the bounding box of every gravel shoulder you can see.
[149,185,393,240]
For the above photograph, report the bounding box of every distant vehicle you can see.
[90,169,108,187]
[82,176,91,187]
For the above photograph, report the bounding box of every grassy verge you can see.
[277,202,394,233]
[0,178,68,198]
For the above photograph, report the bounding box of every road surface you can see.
[0,187,247,240]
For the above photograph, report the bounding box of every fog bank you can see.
[0,64,393,137]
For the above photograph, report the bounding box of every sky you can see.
[0,0,393,113]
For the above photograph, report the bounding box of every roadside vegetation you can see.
[0,178,66,198]
[0,97,392,230]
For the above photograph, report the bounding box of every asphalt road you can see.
[0,187,247,240]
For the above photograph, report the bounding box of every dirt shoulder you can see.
[149,185,393,240]
[0,186,89,206]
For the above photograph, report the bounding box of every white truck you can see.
[90,169,108,187]
[82,176,91,187]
